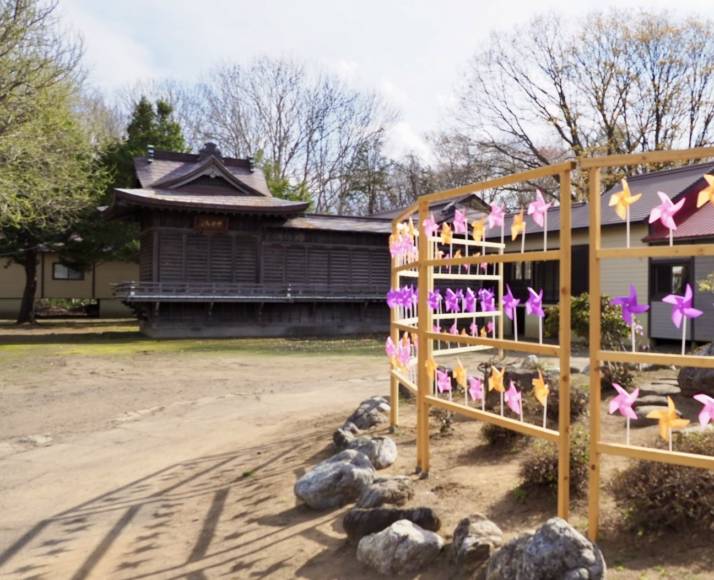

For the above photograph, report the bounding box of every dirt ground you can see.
[0,321,711,579]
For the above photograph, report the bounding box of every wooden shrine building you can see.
[106,143,392,337]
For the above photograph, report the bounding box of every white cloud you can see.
[384,121,433,163]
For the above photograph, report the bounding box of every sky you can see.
[59,0,714,160]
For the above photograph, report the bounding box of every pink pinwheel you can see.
[486,321,494,335]
[436,369,452,394]
[453,209,468,234]
[469,321,478,336]
[463,288,477,313]
[422,213,439,237]
[428,289,442,311]
[433,323,442,334]
[385,337,396,358]
[608,383,639,420]
[525,287,544,318]
[468,376,484,402]
[527,189,552,228]
[478,288,495,312]
[504,381,523,418]
[610,284,650,327]
[397,337,412,368]
[693,394,714,427]
[649,191,684,231]
[487,202,505,230]
[449,321,458,335]
[503,285,520,321]
[445,289,460,313]
[663,284,703,329]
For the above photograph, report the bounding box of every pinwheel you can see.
[610,284,650,353]
[471,218,486,243]
[486,320,495,338]
[488,366,505,415]
[503,284,521,341]
[422,213,439,237]
[468,376,485,410]
[488,202,506,246]
[696,174,714,208]
[532,371,549,428]
[445,289,460,313]
[469,321,478,336]
[463,288,477,313]
[662,283,703,355]
[480,325,488,338]
[386,289,399,309]
[385,336,396,366]
[428,289,442,313]
[511,209,526,253]
[649,191,684,246]
[397,336,412,369]
[525,287,545,344]
[453,359,467,404]
[441,223,453,270]
[478,288,495,312]
[608,383,639,445]
[608,178,642,248]
[646,397,689,451]
[505,381,523,421]
[425,357,437,393]
[693,394,714,428]
[527,189,552,250]
[454,209,468,235]
[436,369,452,399]
[449,321,459,335]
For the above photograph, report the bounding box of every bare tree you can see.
[456,10,714,196]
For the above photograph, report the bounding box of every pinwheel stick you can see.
[543,400,547,429]
[668,427,673,452]
[669,228,673,247]
[631,323,636,353]
[681,320,687,356]
[626,206,631,249]
[539,317,543,345]
[513,314,519,342]
[500,392,504,416]
[626,416,630,446]
[543,211,548,252]
[520,230,525,254]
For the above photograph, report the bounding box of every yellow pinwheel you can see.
[646,397,689,441]
[697,174,714,208]
[511,209,525,241]
[454,359,467,388]
[441,222,453,244]
[471,218,486,243]
[408,217,417,237]
[532,370,549,407]
[488,366,505,393]
[480,326,488,338]
[425,358,437,381]
[608,178,642,221]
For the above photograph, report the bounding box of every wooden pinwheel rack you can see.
[389,161,575,520]
[585,148,714,541]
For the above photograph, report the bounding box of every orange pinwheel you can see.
[471,218,486,242]
[441,222,453,244]
[646,397,689,441]
[697,174,714,208]
[453,359,467,388]
[488,366,505,393]
[511,209,525,241]
[532,370,549,407]
[608,178,642,221]
[425,358,437,381]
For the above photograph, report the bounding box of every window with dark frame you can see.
[651,260,689,301]
[52,263,85,281]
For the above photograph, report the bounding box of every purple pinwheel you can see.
[468,377,484,403]
[662,283,703,329]
[503,285,520,321]
[428,289,442,311]
[525,287,544,318]
[693,394,714,428]
[649,191,685,232]
[408,285,418,310]
[386,289,399,309]
[422,213,439,237]
[487,202,505,230]
[504,381,523,418]
[445,288,460,313]
[608,383,639,420]
[469,321,478,336]
[385,337,396,358]
[527,189,552,228]
[463,288,477,313]
[433,323,442,334]
[453,208,468,234]
[610,285,650,326]
[478,288,495,312]
[436,369,452,394]
[449,321,458,335]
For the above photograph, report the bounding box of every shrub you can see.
[481,422,527,449]
[609,430,714,532]
[519,424,589,497]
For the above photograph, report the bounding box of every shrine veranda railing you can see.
[389,161,575,520]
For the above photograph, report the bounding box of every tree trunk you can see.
[17,249,38,324]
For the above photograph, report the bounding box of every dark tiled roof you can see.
[113,188,309,215]
[372,192,491,219]
[284,214,392,234]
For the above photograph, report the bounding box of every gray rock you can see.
[639,383,681,397]
[679,342,714,396]
[294,449,374,510]
[346,396,391,430]
[357,476,414,508]
[344,506,441,543]
[632,404,681,427]
[486,518,605,580]
[635,394,668,406]
[357,519,444,575]
[580,364,590,376]
[521,355,539,370]
[450,514,503,578]
[333,421,360,450]
[347,436,398,469]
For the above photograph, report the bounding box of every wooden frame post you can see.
[557,168,573,519]
[587,167,602,541]
[416,199,432,473]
